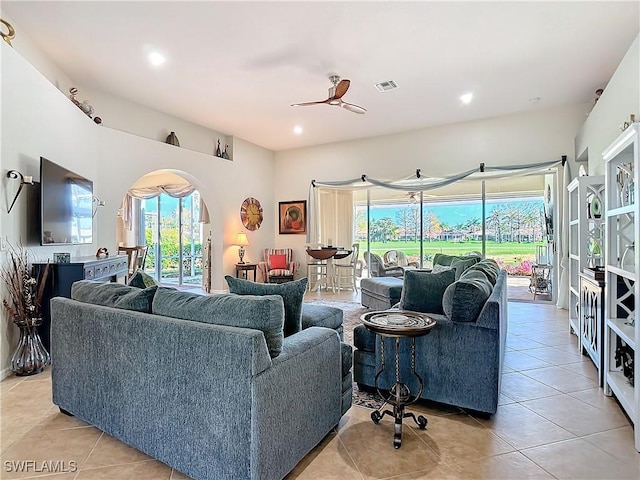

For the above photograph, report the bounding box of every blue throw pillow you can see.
[152,287,285,358]
[450,256,481,280]
[71,280,157,313]
[399,269,456,314]
[128,270,159,288]
[225,276,308,337]
[466,258,500,285]
[442,270,492,322]
[432,253,464,267]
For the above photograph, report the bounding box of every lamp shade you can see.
[235,232,250,246]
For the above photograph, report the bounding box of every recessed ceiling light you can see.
[148,51,165,66]
[293,125,303,135]
[460,92,473,104]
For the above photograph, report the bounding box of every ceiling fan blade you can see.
[333,79,350,99]
[340,101,367,114]
[291,100,329,107]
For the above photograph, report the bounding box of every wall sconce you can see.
[0,19,16,47]
[234,232,250,264]
[92,196,106,218]
[6,170,33,214]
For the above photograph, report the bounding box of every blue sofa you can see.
[353,267,507,415]
[50,282,350,480]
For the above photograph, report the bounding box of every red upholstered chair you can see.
[257,248,299,283]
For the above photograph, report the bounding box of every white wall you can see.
[75,83,233,159]
[575,34,640,175]
[274,104,590,264]
[0,42,275,376]
[0,12,74,96]
[1,42,98,376]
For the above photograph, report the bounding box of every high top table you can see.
[306,248,352,292]
[361,310,436,448]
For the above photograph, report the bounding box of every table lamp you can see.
[235,232,250,264]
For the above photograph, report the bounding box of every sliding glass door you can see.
[353,173,552,302]
[143,191,203,286]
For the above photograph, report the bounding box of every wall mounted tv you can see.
[40,157,93,245]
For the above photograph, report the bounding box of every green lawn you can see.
[359,240,541,266]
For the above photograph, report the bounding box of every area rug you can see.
[305,298,382,409]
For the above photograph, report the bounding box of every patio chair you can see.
[383,250,419,268]
[365,252,404,278]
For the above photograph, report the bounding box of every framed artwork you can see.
[279,200,307,235]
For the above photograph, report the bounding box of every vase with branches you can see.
[0,242,51,376]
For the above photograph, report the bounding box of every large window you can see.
[351,174,552,301]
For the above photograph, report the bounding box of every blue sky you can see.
[361,197,544,226]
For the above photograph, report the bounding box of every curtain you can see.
[121,194,133,231]
[310,159,562,192]
[317,189,353,248]
[199,197,210,224]
[122,184,197,231]
[128,184,196,199]
[306,184,320,244]
[556,161,571,310]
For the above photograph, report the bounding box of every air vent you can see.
[374,80,398,92]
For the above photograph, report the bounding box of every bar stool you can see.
[334,243,360,292]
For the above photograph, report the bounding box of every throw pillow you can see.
[442,270,492,322]
[152,287,285,358]
[466,259,500,285]
[450,256,481,280]
[432,253,463,267]
[225,275,307,337]
[431,264,452,273]
[269,254,288,270]
[71,280,158,313]
[128,270,159,289]
[113,286,158,313]
[399,269,456,314]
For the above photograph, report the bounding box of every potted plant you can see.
[0,243,51,376]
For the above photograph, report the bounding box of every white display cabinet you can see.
[603,123,639,452]
[567,175,605,343]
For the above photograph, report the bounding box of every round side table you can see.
[360,310,436,448]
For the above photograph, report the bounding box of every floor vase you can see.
[11,319,51,376]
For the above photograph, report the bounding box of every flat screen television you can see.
[40,157,93,245]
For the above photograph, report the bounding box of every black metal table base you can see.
[372,337,428,448]
[371,386,427,448]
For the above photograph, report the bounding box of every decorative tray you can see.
[360,310,436,336]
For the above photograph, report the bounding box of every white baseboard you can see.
[0,367,13,380]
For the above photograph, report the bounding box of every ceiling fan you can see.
[291,75,367,114]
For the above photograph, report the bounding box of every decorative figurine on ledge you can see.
[620,114,636,132]
[165,131,180,146]
[594,88,604,105]
[222,144,230,159]
[215,139,222,158]
[69,87,102,124]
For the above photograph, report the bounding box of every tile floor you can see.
[1,298,638,479]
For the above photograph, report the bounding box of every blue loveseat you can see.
[50,282,349,480]
[353,264,507,415]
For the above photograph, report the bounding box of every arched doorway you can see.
[117,171,211,289]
